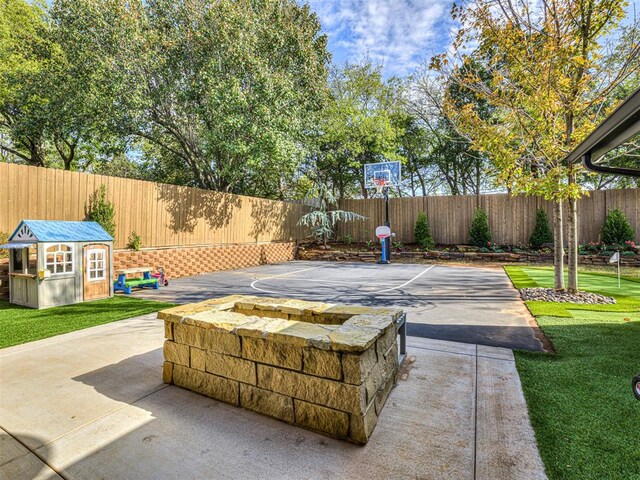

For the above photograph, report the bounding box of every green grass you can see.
[517,262,640,280]
[505,265,640,316]
[504,266,640,480]
[0,296,175,349]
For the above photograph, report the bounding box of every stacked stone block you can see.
[297,247,640,267]
[159,295,402,444]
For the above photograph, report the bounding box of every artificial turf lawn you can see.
[0,296,175,349]
[505,266,640,480]
[507,265,640,316]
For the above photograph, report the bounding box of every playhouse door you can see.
[83,245,110,301]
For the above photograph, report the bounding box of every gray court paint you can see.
[133,261,543,351]
[251,264,436,296]
[296,278,387,286]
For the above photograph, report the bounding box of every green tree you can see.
[432,0,639,292]
[314,61,404,199]
[414,212,435,250]
[395,115,433,196]
[529,209,553,249]
[0,0,53,167]
[0,231,8,259]
[52,0,330,197]
[86,185,116,239]
[407,63,494,197]
[469,208,492,247]
[0,0,128,170]
[601,209,634,244]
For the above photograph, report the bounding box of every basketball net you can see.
[373,177,388,196]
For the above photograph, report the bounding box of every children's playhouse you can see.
[1,220,114,309]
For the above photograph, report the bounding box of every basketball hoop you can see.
[375,226,391,239]
[372,177,388,195]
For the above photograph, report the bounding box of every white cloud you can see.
[305,0,455,76]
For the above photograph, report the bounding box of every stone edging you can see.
[297,249,640,266]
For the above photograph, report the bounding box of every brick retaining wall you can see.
[0,260,8,299]
[113,242,297,280]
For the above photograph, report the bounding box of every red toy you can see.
[151,267,169,287]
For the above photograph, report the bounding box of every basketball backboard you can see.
[375,225,391,239]
[364,161,402,189]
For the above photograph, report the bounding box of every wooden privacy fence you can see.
[338,189,640,245]
[0,163,309,249]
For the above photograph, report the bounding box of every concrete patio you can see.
[0,312,546,480]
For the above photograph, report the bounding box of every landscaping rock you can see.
[519,288,616,304]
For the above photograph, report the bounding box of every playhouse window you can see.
[46,244,74,274]
[87,249,106,281]
[12,249,24,273]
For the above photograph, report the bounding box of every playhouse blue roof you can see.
[10,220,113,243]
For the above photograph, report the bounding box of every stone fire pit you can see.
[158,295,403,444]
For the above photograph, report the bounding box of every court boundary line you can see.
[371,265,435,294]
[250,264,436,297]
[249,265,325,296]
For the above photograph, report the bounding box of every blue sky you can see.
[305,0,457,78]
[305,0,640,79]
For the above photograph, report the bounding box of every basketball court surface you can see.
[137,260,543,351]
[0,260,547,480]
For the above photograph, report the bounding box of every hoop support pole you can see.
[384,186,391,262]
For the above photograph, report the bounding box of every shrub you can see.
[601,208,634,244]
[529,208,553,249]
[0,231,8,259]
[127,231,142,251]
[297,184,365,247]
[392,240,404,251]
[469,208,492,247]
[414,212,435,250]
[86,185,116,239]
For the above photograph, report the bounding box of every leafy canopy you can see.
[0,0,56,167]
[49,0,330,197]
[313,61,404,199]
[432,0,638,201]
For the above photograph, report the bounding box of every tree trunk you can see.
[553,199,565,290]
[359,177,368,199]
[416,168,427,196]
[567,182,579,293]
